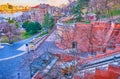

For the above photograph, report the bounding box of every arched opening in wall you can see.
[72,41,77,48]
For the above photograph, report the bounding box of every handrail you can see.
[87,50,120,62]
[79,55,120,71]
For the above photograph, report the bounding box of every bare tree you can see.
[0,22,20,44]
[0,17,21,44]
[89,0,117,18]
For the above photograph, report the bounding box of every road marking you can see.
[0,31,55,61]
[17,44,26,51]
[0,52,27,61]
[0,46,4,49]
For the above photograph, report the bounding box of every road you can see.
[0,31,63,79]
[0,33,40,59]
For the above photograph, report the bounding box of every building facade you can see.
[30,4,51,24]
[0,3,30,14]
[55,21,120,56]
[30,4,62,24]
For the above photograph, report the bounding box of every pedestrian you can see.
[25,43,29,53]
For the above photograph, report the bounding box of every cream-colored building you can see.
[0,3,30,14]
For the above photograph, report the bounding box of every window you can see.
[72,41,77,48]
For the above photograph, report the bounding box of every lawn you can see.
[21,32,32,40]
[0,30,48,43]
[100,9,120,18]
[1,36,9,43]
[110,9,120,16]
[83,21,91,24]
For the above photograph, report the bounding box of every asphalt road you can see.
[0,31,63,79]
[0,33,40,59]
[0,34,39,79]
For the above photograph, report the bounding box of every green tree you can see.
[23,21,42,35]
[49,16,55,29]
[42,12,55,29]
[71,0,89,22]
[22,20,29,28]
[34,22,42,30]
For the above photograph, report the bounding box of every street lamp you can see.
[0,38,1,48]
[0,31,2,47]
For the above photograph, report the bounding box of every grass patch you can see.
[111,9,120,16]
[107,9,120,16]
[21,32,32,40]
[90,9,120,19]
[1,36,9,43]
[81,20,91,24]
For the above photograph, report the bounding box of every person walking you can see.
[25,43,29,53]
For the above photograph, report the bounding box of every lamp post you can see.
[0,31,2,48]
[0,38,1,48]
